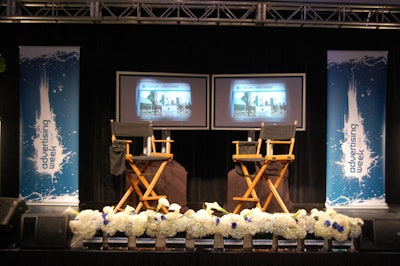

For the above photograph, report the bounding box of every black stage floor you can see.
[1,203,399,266]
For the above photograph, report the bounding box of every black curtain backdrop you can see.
[0,24,399,209]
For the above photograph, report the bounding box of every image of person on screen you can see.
[147,91,162,116]
[241,92,257,116]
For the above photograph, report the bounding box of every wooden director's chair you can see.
[231,121,297,214]
[110,119,174,214]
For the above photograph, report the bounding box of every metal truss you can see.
[1,0,400,29]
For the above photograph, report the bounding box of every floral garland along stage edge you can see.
[64,199,364,244]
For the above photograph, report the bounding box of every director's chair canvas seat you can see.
[110,119,174,214]
[231,121,297,214]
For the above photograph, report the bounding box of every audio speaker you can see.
[20,213,71,249]
[373,218,400,250]
[0,197,28,230]
[358,218,400,251]
[0,197,28,248]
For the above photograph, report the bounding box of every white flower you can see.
[144,208,182,237]
[218,213,249,239]
[175,209,196,233]
[69,209,103,239]
[127,211,148,236]
[113,205,147,237]
[348,217,364,239]
[161,210,185,236]
[144,210,158,237]
[330,213,351,241]
[185,209,219,238]
[246,207,274,234]
[312,208,335,239]
[272,212,306,240]
[63,206,79,217]
[205,201,229,215]
[100,206,119,236]
[156,198,170,213]
[169,203,182,213]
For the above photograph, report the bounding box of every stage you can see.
[1,249,400,266]
[1,203,400,266]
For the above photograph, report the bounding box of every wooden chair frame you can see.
[110,119,174,214]
[231,121,297,214]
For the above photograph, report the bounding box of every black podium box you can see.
[358,218,400,251]
[20,213,71,249]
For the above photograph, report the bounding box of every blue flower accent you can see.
[231,222,237,229]
[245,217,251,223]
[154,217,159,222]
[102,213,109,225]
[161,215,166,221]
[332,222,344,233]
[324,220,331,227]
[216,217,220,225]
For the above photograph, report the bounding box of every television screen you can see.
[116,71,209,130]
[212,73,306,131]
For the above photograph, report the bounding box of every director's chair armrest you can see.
[153,139,174,144]
[121,139,133,155]
[112,138,133,153]
[232,140,260,155]
[265,138,295,156]
[152,136,174,155]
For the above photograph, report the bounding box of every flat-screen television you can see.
[116,71,209,130]
[212,73,306,131]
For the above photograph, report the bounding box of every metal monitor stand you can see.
[247,130,255,142]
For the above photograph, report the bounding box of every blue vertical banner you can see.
[19,46,80,206]
[326,50,387,209]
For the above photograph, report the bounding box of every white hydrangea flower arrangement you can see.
[185,208,219,238]
[272,209,308,240]
[100,206,120,236]
[117,205,148,237]
[245,207,275,235]
[310,208,364,241]
[218,213,250,239]
[65,201,364,243]
[67,208,103,239]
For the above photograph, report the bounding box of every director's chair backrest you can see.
[259,121,297,156]
[110,119,153,156]
[111,120,153,139]
[111,120,153,138]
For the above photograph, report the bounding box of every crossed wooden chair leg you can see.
[114,160,169,214]
[232,161,290,214]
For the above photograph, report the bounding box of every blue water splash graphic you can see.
[338,74,379,183]
[30,69,72,180]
